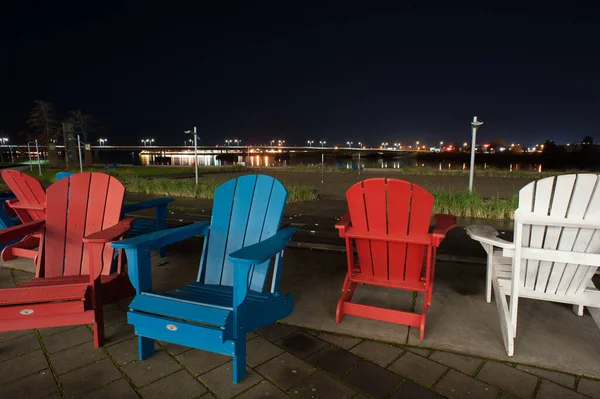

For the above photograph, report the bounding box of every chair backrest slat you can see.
[1,170,46,221]
[533,175,576,292]
[44,173,124,278]
[202,175,287,292]
[346,178,434,283]
[386,179,411,281]
[516,174,600,295]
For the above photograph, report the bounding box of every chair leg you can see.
[485,250,493,303]
[573,305,584,316]
[419,301,428,341]
[138,336,155,360]
[232,339,247,384]
[93,308,105,348]
[336,275,357,324]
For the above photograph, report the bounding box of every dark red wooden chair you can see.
[0,170,46,260]
[0,173,135,347]
[335,178,456,339]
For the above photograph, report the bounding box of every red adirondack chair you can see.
[0,170,46,260]
[335,178,456,339]
[0,173,135,347]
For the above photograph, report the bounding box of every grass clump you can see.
[120,176,317,204]
[388,166,572,179]
[433,189,518,219]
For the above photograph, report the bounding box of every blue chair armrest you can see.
[122,197,174,213]
[112,221,210,251]
[228,226,297,265]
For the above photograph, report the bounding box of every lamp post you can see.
[440,141,444,151]
[381,142,388,149]
[270,140,275,146]
[469,116,483,192]
[307,140,314,147]
[416,141,420,150]
[347,141,353,148]
[319,140,326,148]
[35,139,42,176]
[185,127,199,185]
[98,138,107,146]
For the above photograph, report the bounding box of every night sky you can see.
[1,2,598,147]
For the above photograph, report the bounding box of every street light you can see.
[270,140,275,146]
[307,140,314,147]
[234,139,240,146]
[381,142,388,148]
[416,141,420,151]
[98,138,108,146]
[185,127,199,185]
[469,116,484,191]
[347,141,353,148]
[319,140,326,148]
[440,141,444,151]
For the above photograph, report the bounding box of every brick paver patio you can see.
[2,267,600,398]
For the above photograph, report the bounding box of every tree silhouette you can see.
[27,101,59,144]
[68,110,94,143]
[582,136,593,145]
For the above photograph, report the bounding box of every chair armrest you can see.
[122,198,174,213]
[466,224,514,249]
[83,217,135,243]
[228,226,297,265]
[7,201,46,211]
[0,220,45,244]
[432,214,457,246]
[335,212,351,237]
[515,209,600,229]
[111,221,210,251]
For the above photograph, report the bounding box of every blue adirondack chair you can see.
[112,175,297,383]
[55,172,173,257]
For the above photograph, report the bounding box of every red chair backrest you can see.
[346,178,434,283]
[1,170,46,222]
[43,173,125,278]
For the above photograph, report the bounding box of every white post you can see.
[35,140,42,176]
[27,143,33,170]
[193,126,199,186]
[77,135,83,173]
[469,116,483,191]
[321,152,324,184]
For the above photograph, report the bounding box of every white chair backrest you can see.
[516,174,600,295]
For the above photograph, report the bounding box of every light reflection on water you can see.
[139,153,544,172]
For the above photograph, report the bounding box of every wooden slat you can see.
[204,178,236,285]
[518,181,535,283]
[131,293,230,327]
[405,184,433,282]
[534,175,576,292]
[221,175,258,286]
[253,178,287,291]
[63,173,92,276]
[362,179,389,280]
[524,176,553,289]
[101,175,125,275]
[346,181,373,277]
[44,178,70,278]
[80,174,110,275]
[244,176,275,291]
[0,283,89,305]
[565,175,600,295]
[545,175,595,293]
[386,179,411,281]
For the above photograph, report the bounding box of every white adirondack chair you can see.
[466,174,600,356]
